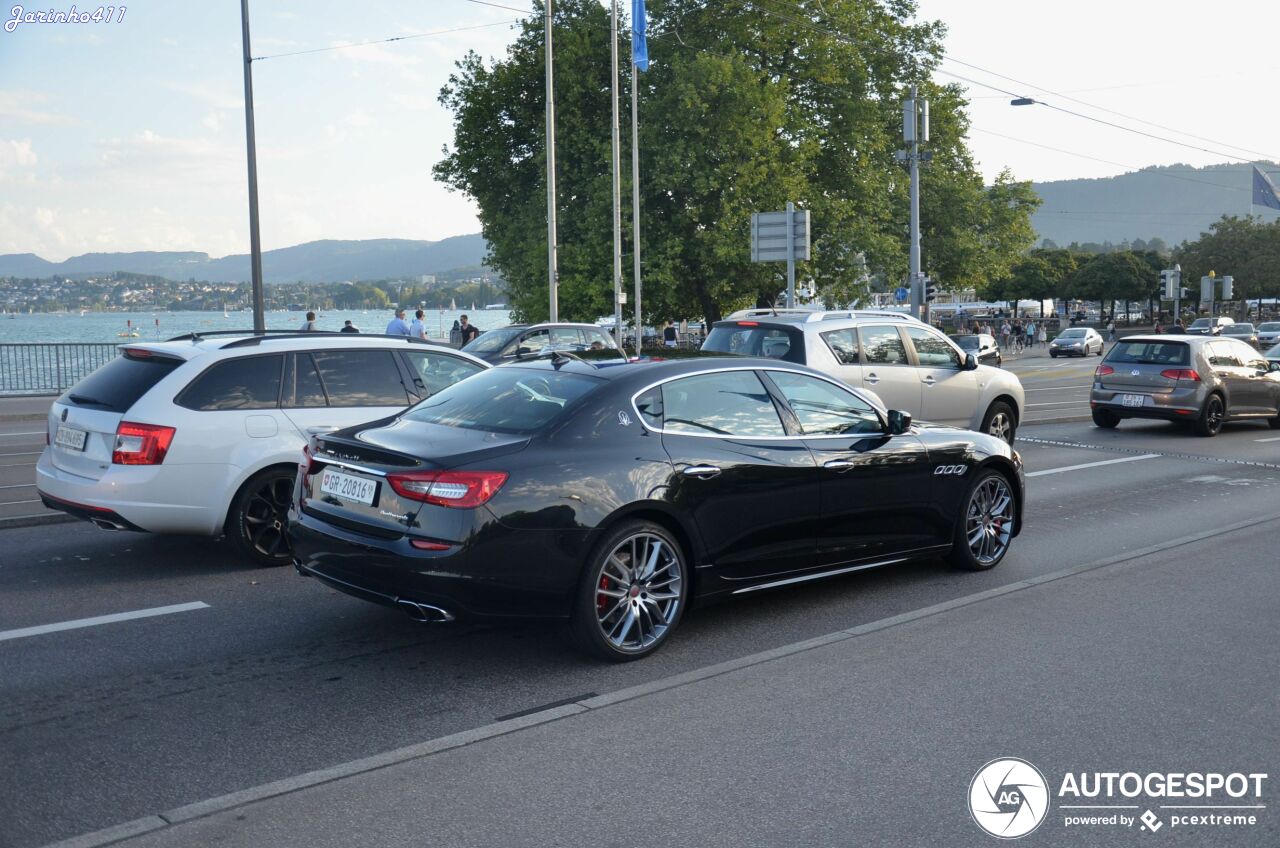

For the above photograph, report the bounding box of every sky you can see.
[2,0,1278,261]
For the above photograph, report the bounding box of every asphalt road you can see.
[2,413,1279,847]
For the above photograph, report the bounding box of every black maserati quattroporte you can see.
[289,355,1024,660]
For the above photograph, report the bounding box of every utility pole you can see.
[239,0,265,334]
[786,201,796,308]
[899,86,929,321]
[630,65,642,356]
[544,0,559,322]
[610,0,623,346]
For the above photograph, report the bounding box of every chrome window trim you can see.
[629,365,890,441]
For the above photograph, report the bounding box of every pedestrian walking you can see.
[1037,323,1047,348]
[299,311,317,332]
[458,314,480,345]
[340,320,359,333]
[1025,321,1035,350]
[1000,321,1011,351]
[385,308,412,336]
[663,321,678,348]
[409,309,427,340]
[1106,319,1116,343]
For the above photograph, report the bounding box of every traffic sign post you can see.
[751,205,811,308]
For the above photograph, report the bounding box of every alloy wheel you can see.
[242,475,293,560]
[965,476,1014,566]
[987,411,1013,443]
[593,533,684,653]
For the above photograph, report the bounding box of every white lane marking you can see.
[0,602,210,643]
[1024,385,1091,392]
[0,483,35,490]
[0,431,45,437]
[0,451,41,457]
[1027,400,1088,407]
[0,498,39,506]
[1255,436,1280,443]
[1026,454,1161,478]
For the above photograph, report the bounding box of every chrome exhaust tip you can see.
[91,518,125,531]
[396,599,454,623]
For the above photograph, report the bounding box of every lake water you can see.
[0,309,516,344]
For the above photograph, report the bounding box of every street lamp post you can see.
[239,0,265,334]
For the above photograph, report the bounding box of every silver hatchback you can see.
[1090,335,1280,436]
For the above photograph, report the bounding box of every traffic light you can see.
[1222,275,1234,299]
[1160,270,1175,299]
[924,277,938,302]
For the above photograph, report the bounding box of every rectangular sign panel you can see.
[751,209,810,262]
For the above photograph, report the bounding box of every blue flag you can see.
[632,0,648,71]
[1252,165,1280,211]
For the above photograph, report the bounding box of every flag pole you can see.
[545,0,559,322]
[630,63,641,358]
[610,0,623,348]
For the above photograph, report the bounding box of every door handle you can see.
[865,373,880,384]
[922,375,936,385]
[823,459,855,471]
[681,465,722,479]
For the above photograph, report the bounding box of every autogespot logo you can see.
[969,758,1050,839]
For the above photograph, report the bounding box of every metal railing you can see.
[0,343,119,395]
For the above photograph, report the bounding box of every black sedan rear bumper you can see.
[288,507,591,620]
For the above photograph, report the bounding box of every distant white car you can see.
[1256,322,1280,347]
[36,333,488,565]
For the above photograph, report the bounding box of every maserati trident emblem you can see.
[617,411,632,427]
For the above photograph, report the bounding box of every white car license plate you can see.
[1120,394,1145,408]
[320,469,378,505]
[54,425,88,451]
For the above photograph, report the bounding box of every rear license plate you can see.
[1120,394,1145,408]
[320,468,378,505]
[54,425,87,451]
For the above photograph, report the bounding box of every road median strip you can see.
[41,510,1280,848]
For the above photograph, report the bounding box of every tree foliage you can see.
[435,0,1041,323]
[1176,215,1280,308]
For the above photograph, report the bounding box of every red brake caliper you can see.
[597,576,610,614]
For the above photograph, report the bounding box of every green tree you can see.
[989,248,1077,316]
[1176,216,1280,314]
[435,0,1040,324]
[1066,251,1156,320]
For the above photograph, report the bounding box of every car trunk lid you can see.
[1096,340,1191,393]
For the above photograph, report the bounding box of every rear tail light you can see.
[737,321,759,327]
[386,470,508,509]
[1160,369,1200,381]
[1095,365,1114,377]
[112,422,176,465]
[409,538,452,551]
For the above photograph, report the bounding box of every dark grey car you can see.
[1090,335,1280,436]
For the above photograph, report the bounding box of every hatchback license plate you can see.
[54,425,87,451]
[320,469,378,505]
[1120,394,1145,408]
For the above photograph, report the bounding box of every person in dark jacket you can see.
[340,320,359,333]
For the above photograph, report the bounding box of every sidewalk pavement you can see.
[68,515,1280,848]
[0,394,54,422]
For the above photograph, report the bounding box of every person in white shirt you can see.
[409,309,427,340]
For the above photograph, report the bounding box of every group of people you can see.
[962,319,1049,352]
[295,309,480,344]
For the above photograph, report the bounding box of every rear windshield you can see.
[462,326,523,354]
[1188,319,1211,328]
[702,325,805,363]
[58,351,182,412]
[1105,341,1190,367]
[1260,323,1280,332]
[1226,324,1254,332]
[401,367,600,434]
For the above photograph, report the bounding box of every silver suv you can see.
[701,309,1026,442]
[1090,335,1280,436]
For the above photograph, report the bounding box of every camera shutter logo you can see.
[969,758,1050,839]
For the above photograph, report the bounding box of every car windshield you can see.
[1188,319,1211,328]
[1105,341,1189,366]
[1058,329,1086,338]
[462,326,524,354]
[702,325,805,363]
[401,367,600,434]
[1260,323,1280,332]
[949,335,979,349]
[1225,324,1254,332]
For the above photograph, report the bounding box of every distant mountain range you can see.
[0,234,488,283]
[1031,162,1280,247]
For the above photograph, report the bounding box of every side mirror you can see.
[887,409,912,435]
[963,353,979,371]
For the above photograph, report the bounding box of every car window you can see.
[312,350,410,407]
[634,386,663,429]
[1106,341,1189,366]
[661,370,786,437]
[701,325,805,363]
[1206,342,1240,368]
[176,354,282,411]
[288,352,328,408]
[463,326,522,354]
[904,327,962,368]
[583,328,619,350]
[517,329,550,354]
[858,326,909,365]
[402,368,600,435]
[549,327,582,346]
[765,370,882,436]
[402,351,485,397]
[821,328,860,364]
[60,350,182,412]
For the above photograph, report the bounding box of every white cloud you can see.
[201,112,225,132]
[0,139,38,182]
[330,41,422,68]
[0,90,75,126]
[165,82,242,112]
